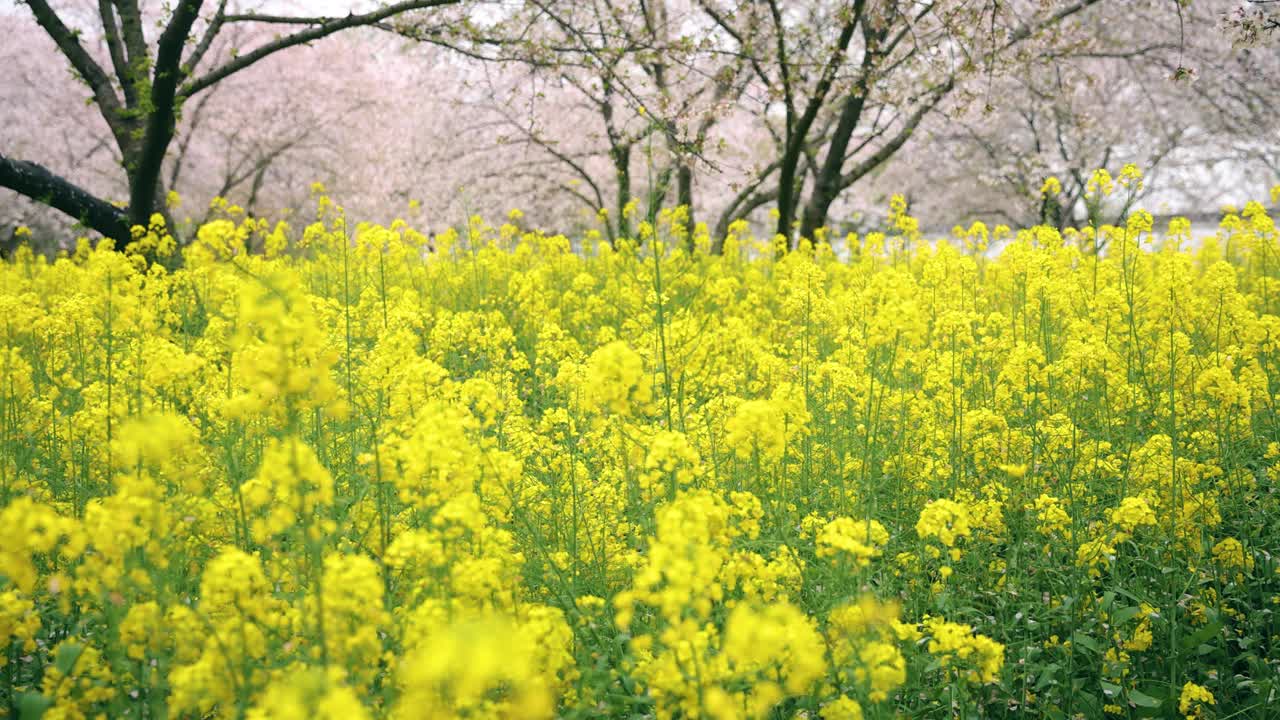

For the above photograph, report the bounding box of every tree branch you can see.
[180,0,461,98]
[98,1,138,109]
[0,152,130,243]
[113,0,150,72]
[838,78,955,189]
[23,0,125,130]
[129,0,204,226]
[186,0,229,73]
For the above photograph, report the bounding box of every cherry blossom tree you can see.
[405,0,754,243]
[4,0,1276,255]
[0,0,464,245]
[698,0,1125,246]
[1221,0,1280,46]
[889,0,1280,230]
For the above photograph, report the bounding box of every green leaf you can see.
[1034,663,1063,692]
[17,692,52,720]
[1181,620,1224,650]
[53,641,83,676]
[1111,605,1143,626]
[1070,632,1101,653]
[1110,586,1144,604]
[1101,680,1122,697]
[1073,690,1103,717]
[1128,689,1161,708]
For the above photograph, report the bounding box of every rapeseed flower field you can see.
[3,176,1280,719]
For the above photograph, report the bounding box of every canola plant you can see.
[2,176,1280,719]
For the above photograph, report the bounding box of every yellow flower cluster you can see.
[915,498,973,548]
[394,613,570,719]
[581,340,652,415]
[816,517,890,567]
[826,597,907,703]
[1078,495,1162,577]
[614,490,824,718]
[1031,493,1071,537]
[724,396,807,464]
[248,667,370,720]
[240,436,336,543]
[1108,496,1158,538]
[640,429,702,501]
[1,182,1278,717]
[1211,536,1250,570]
[917,616,1006,685]
[1179,681,1215,719]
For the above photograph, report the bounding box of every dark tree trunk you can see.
[769,15,860,246]
[677,163,693,218]
[799,91,868,241]
[612,144,632,242]
[3,0,461,251]
[0,153,131,243]
[126,0,204,229]
[677,162,695,248]
[775,144,800,243]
